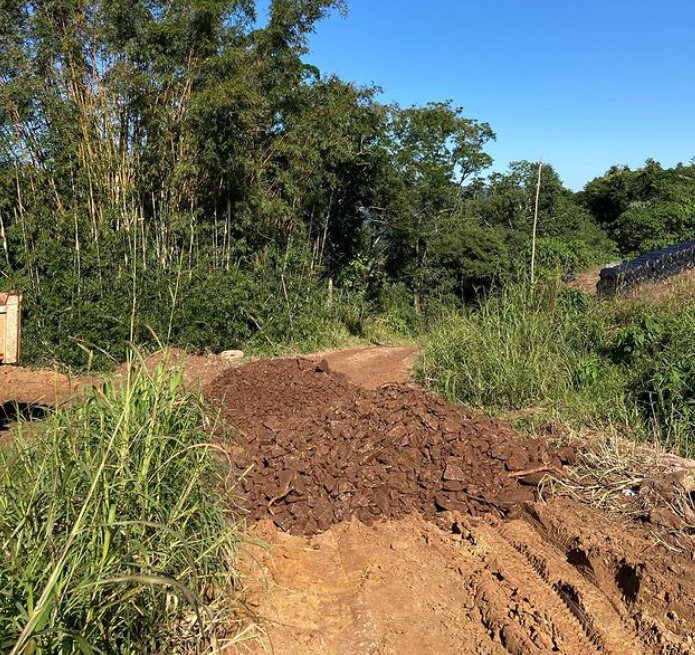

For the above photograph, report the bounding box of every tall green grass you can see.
[417,281,685,447]
[0,356,244,654]
[418,281,644,444]
[419,283,580,409]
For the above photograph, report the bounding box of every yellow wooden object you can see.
[0,291,22,364]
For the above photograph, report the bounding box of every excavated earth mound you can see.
[206,358,574,536]
[211,357,695,654]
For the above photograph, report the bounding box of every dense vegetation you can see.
[582,159,695,255]
[421,282,695,457]
[0,358,242,654]
[418,160,695,457]
[2,0,695,447]
[0,0,640,368]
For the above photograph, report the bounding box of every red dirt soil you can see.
[311,346,417,389]
[0,365,94,406]
[206,358,573,535]
[237,502,695,655]
[4,347,695,653]
[0,346,410,408]
[0,348,234,408]
[212,356,695,655]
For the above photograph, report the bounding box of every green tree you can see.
[581,159,695,255]
[383,102,495,309]
[467,162,614,275]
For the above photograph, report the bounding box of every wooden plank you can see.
[0,311,5,362]
[5,292,21,364]
[1,292,21,364]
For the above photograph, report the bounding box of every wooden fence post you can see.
[530,161,543,285]
[0,291,22,364]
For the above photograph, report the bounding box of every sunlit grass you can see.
[418,282,581,409]
[418,279,695,457]
[0,352,245,654]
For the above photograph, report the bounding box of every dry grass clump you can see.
[541,430,695,546]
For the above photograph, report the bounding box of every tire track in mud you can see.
[522,501,695,655]
[238,511,693,655]
[499,521,645,654]
[471,522,602,654]
[468,519,648,655]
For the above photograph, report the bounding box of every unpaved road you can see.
[3,347,695,653]
[240,503,695,655]
[212,351,695,655]
[0,346,416,406]
[0,365,93,406]
[313,346,417,389]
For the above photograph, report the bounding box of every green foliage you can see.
[419,282,583,410]
[581,159,695,255]
[465,161,617,276]
[0,0,390,366]
[0,356,242,654]
[381,102,496,306]
[613,199,695,253]
[0,0,616,367]
[12,239,362,369]
[420,282,695,457]
[606,302,695,454]
[612,314,663,361]
[429,222,510,298]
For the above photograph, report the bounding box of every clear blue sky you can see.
[277,0,695,190]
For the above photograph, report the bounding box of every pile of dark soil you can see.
[206,358,574,536]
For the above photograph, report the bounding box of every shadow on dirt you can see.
[0,401,50,433]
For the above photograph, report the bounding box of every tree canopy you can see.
[0,0,673,366]
[581,159,695,254]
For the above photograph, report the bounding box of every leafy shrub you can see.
[624,305,695,454]
[11,235,358,369]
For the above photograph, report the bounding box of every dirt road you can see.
[3,347,695,653]
[312,346,417,389]
[208,350,695,655]
[0,365,93,406]
[241,503,695,655]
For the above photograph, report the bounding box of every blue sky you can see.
[271,0,694,190]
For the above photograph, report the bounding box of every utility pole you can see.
[530,161,543,285]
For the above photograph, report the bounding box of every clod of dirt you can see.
[314,358,331,374]
[206,358,569,536]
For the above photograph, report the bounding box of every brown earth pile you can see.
[206,358,574,536]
